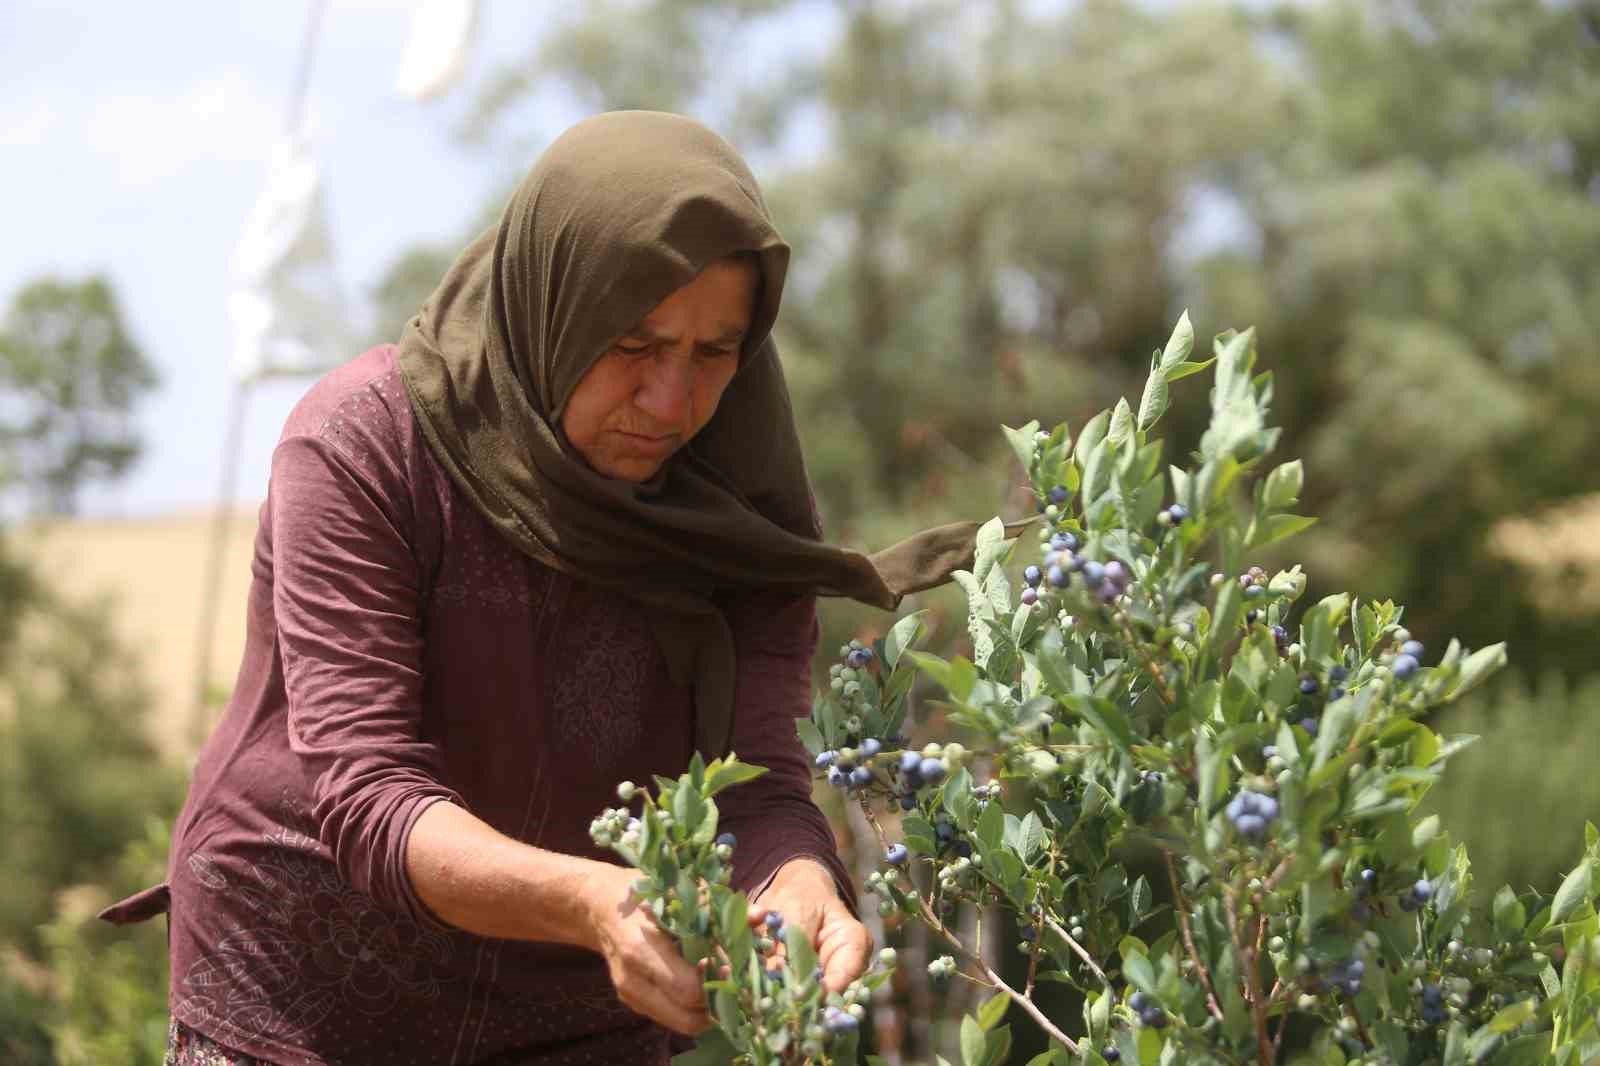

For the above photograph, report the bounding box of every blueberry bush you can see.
[597,317,1600,1065]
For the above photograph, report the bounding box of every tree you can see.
[0,276,159,517]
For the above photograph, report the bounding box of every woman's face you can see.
[560,256,758,483]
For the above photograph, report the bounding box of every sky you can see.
[1,1,578,518]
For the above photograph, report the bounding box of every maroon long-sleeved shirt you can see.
[103,345,850,1066]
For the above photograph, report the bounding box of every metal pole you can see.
[186,0,329,749]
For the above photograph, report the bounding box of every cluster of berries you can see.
[927,955,958,980]
[1324,956,1366,997]
[816,742,879,792]
[1397,878,1435,912]
[1021,529,1134,607]
[821,1004,862,1036]
[932,815,973,859]
[828,642,876,712]
[588,804,643,850]
[1225,789,1280,840]
[1390,631,1425,681]
[1129,990,1168,1028]
[1155,503,1189,527]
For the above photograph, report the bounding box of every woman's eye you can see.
[616,343,651,356]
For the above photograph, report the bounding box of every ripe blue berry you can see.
[1103,1047,1122,1063]
[899,793,917,811]
[1023,565,1043,588]
[1234,813,1266,838]
[1400,639,1424,659]
[1021,587,1039,607]
[1103,560,1130,591]
[1082,560,1105,585]
[849,766,873,789]
[918,757,948,784]
[886,843,909,866]
[1048,485,1069,504]
[899,750,922,775]
[1412,879,1434,902]
[1393,653,1420,680]
[1167,504,1189,522]
[1299,716,1319,737]
[815,750,837,769]
[860,738,882,758]
[1299,677,1319,695]
[1329,665,1348,683]
[828,766,847,788]
[716,832,737,848]
[1328,686,1346,701]
[766,911,785,932]
[1047,564,1068,588]
[1050,531,1076,551]
[1130,991,1150,1011]
[823,1007,858,1034]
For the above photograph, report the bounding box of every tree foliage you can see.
[0,276,158,517]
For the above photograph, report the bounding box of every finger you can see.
[817,919,873,993]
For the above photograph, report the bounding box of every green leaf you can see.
[1163,357,1215,382]
[1159,310,1194,373]
[909,651,978,702]
[1122,951,1157,994]
[961,1015,987,1066]
[703,761,768,798]
[1075,409,1111,470]
[1108,397,1135,449]
[795,719,824,758]
[1550,860,1594,925]
[1002,420,1042,471]
[1262,459,1304,511]
[1442,643,1507,702]
[671,1028,740,1066]
[885,610,927,670]
[1247,513,1318,548]
[1493,885,1528,939]
[784,924,819,987]
[976,992,1011,1030]
[1130,875,1151,924]
[1138,368,1169,431]
[977,798,1005,853]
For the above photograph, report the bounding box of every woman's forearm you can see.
[403,799,627,951]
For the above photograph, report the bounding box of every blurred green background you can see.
[3,1,1597,1061]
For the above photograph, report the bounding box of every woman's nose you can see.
[635,353,693,427]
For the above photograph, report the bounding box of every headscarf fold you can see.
[398,111,1013,758]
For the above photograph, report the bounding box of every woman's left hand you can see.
[749,858,872,994]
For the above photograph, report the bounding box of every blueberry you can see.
[1299,716,1319,737]
[1329,665,1348,683]
[1422,983,1443,1005]
[1299,677,1319,695]
[1400,639,1424,659]
[1245,583,1266,600]
[918,757,948,784]
[766,911,785,932]
[1097,580,1120,603]
[886,843,909,866]
[1411,879,1434,902]
[1246,610,1259,624]
[815,750,837,769]
[1141,1006,1169,1029]
[828,766,847,788]
[860,738,882,758]
[934,820,956,842]
[1051,531,1079,552]
[1103,1047,1122,1063]
[1047,564,1068,588]
[898,793,917,811]
[899,750,922,774]
[716,832,737,848]
[1103,560,1130,591]
[1235,813,1266,838]
[1393,653,1420,680]
[1019,925,1035,942]
[1067,552,1087,572]
[1167,504,1189,522]
[1024,565,1043,588]
[1256,795,1280,821]
[1021,587,1039,607]
[1082,561,1105,585]
[1328,686,1346,701]
[1271,624,1288,645]
[1262,745,1278,759]
[849,766,873,789]
[823,1007,858,1033]
[1130,990,1150,1011]
[1049,485,1069,504]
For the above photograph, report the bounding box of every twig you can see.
[1222,885,1275,1066]
[859,799,1083,1056]
[1042,916,1111,986]
[1163,850,1225,1022]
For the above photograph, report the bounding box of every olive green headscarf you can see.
[397,111,1008,758]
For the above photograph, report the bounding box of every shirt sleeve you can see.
[714,592,857,915]
[269,431,463,927]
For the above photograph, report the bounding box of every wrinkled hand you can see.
[587,866,718,1036]
[750,858,871,994]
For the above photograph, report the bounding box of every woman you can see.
[106,111,994,1065]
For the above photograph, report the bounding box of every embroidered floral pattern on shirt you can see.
[172,793,454,1052]
[547,586,652,764]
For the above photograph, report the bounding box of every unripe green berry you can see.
[879,947,897,966]
[616,781,637,802]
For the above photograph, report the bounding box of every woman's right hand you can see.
[584,865,715,1036]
